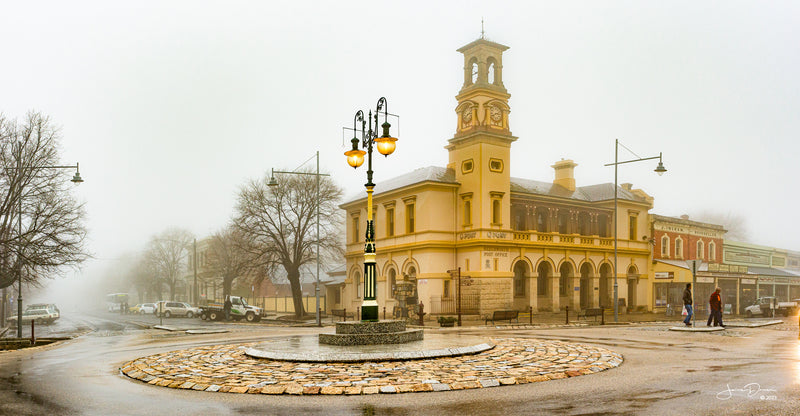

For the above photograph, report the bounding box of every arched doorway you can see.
[559,262,574,309]
[599,263,612,309]
[580,263,593,309]
[537,261,551,310]
[627,266,638,311]
[513,261,530,310]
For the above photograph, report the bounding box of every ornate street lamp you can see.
[605,139,665,323]
[344,97,398,321]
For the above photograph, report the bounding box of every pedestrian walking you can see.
[682,283,693,326]
[707,287,725,327]
[224,296,232,321]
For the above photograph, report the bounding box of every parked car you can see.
[744,297,798,317]
[138,303,156,315]
[7,309,55,325]
[26,303,60,321]
[199,296,264,322]
[155,301,201,318]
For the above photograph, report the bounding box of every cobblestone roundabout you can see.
[121,338,623,395]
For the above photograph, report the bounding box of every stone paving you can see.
[121,338,623,395]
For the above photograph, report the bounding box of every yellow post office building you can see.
[340,37,655,318]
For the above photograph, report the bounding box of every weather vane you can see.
[481,18,485,39]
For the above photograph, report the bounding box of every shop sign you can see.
[741,279,756,285]
[654,272,673,279]
[697,277,715,283]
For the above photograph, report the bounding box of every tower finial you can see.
[481,18,485,39]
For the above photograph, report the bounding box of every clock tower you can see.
[446,37,516,231]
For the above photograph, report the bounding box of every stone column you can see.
[592,277,600,308]
[529,275,538,312]
[571,275,581,310]
[551,273,561,312]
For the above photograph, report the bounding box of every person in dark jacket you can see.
[682,283,693,326]
[224,296,232,321]
[707,287,725,327]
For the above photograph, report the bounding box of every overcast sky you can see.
[2,1,799,294]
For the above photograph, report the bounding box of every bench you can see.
[578,307,604,321]
[484,310,519,325]
[330,308,355,322]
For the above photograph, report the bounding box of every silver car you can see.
[155,301,201,318]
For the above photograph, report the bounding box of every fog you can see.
[2,1,798,306]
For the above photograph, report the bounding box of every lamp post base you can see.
[361,303,379,322]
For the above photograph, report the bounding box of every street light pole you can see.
[344,97,398,322]
[605,139,665,323]
[269,151,329,327]
[11,163,83,338]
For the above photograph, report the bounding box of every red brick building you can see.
[651,214,725,263]
[649,214,728,313]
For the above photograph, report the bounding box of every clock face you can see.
[490,106,502,122]
[462,108,472,122]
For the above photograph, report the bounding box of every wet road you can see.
[2,316,800,415]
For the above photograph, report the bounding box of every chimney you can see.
[621,183,633,191]
[680,214,689,220]
[552,159,577,191]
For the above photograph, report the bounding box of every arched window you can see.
[709,241,716,262]
[513,262,528,297]
[487,61,495,84]
[387,268,396,299]
[661,235,670,257]
[675,237,683,258]
[353,270,362,299]
[696,240,704,260]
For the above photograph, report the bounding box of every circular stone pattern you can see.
[121,338,623,395]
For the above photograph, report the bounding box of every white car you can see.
[26,303,60,321]
[7,309,55,325]
[138,303,156,314]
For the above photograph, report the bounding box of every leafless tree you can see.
[205,225,273,299]
[143,228,194,300]
[234,169,343,318]
[691,210,749,242]
[0,111,89,289]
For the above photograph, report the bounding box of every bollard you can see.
[529,306,533,324]
[565,305,569,325]
[383,306,386,321]
[31,320,35,346]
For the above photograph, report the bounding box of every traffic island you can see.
[121,338,623,395]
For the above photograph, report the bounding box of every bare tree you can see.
[143,228,194,300]
[206,225,272,299]
[234,169,343,318]
[0,111,89,289]
[691,210,749,242]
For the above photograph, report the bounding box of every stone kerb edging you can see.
[121,338,623,395]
